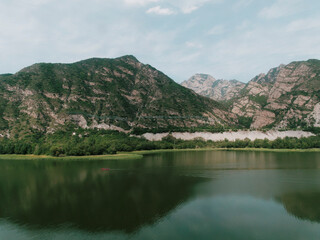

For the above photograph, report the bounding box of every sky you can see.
[0,0,320,83]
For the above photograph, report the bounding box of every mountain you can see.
[181,74,245,101]
[183,60,320,129]
[0,56,235,137]
[230,60,320,129]
[1,57,318,138]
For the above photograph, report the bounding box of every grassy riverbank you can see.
[0,153,143,161]
[0,147,319,161]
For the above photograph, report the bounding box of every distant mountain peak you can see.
[181,74,245,101]
[188,73,216,83]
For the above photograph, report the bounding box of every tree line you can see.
[0,129,319,157]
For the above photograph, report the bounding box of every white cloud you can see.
[286,17,320,32]
[29,0,54,5]
[124,0,159,6]
[233,0,253,9]
[202,19,320,81]
[235,21,250,31]
[207,25,225,35]
[259,0,303,19]
[146,6,175,15]
[125,0,222,14]
[181,5,199,14]
[0,0,319,84]
[186,41,203,48]
[169,0,222,14]
[180,0,210,14]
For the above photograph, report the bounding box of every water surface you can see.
[0,150,320,239]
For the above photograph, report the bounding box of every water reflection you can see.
[0,160,206,232]
[0,150,320,239]
[159,151,320,170]
[278,192,320,223]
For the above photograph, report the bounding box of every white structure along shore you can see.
[141,130,315,142]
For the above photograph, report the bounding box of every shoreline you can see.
[0,153,143,161]
[133,148,320,155]
[0,147,319,161]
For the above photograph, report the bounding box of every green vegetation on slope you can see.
[0,56,234,138]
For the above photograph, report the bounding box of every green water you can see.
[1,150,320,239]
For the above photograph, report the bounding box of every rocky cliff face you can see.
[0,56,235,137]
[181,74,245,101]
[183,60,320,129]
[230,60,320,129]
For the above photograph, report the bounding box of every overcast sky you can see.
[1,0,320,82]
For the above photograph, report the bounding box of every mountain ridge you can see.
[182,59,320,129]
[1,56,319,139]
[0,55,236,138]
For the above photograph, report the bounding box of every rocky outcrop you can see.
[181,74,245,101]
[251,110,276,129]
[230,60,320,129]
[307,103,320,127]
[183,60,320,129]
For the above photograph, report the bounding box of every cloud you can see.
[0,0,319,84]
[168,0,222,14]
[235,21,250,31]
[202,18,320,81]
[124,0,159,6]
[180,0,212,14]
[181,5,199,14]
[146,6,175,15]
[207,25,225,35]
[186,41,203,49]
[233,0,253,9]
[259,0,303,19]
[286,17,320,32]
[125,0,222,14]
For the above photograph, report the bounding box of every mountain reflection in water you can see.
[278,192,320,223]
[0,150,320,240]
[0,160,206,232]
